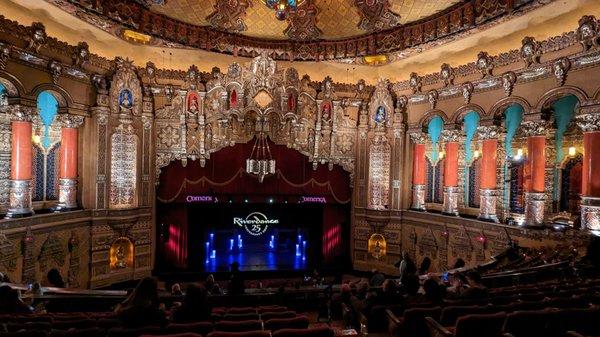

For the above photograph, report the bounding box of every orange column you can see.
[59,127,78,179]
[576,112,600,231]
[6,106,34,218]
[582,131,600,197]
[56,115,84,211]
[10,121,32,180]
[526,136,546,193]
[480,139,498,189]
[413,143,426,185]
[444,142,459,187]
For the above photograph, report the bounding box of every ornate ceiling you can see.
[149,0,461,40]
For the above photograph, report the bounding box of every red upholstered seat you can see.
[0,331,48,337]
[502,309,556,337]
[213,320,262,332]
[256,306,287,314]
[221,314,260,322]
[206,331,270,337]
[97,318,121,329]
[264,316,309,331]
[453,312,506,337]
[107,326,162,337]
[390,307,442,337]
[51,319,97,330]
[49,327,106,337]
[166,322,213,336]
[6,322,52,332]
[140,334,202,337]
[260,311,296,321]
[439,306,489,327]
[271,327,334,337]
[226,308,256,315]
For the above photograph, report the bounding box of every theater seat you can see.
[256,306,287,314]
[6,322,52,332]
[271,327,334,337]
[502,309,555,337]
[213,320,262,332]
[51,319,97,330]
[140,334,202,337]
[207,332,270,337]
[226,308,256,315]
[108,326,163,337]
[264,316,309,331]
[0,331,48,337]
[166,322,213,336]
[260,311,296,321]
[49,328,105,337]
[426,312,507,337]
[221,314,260,322]
[388,307,442,337]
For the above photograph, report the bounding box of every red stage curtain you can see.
[161,204,188,268]
[322,206,346,262]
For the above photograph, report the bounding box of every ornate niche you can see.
[368,233,387,260]
[0,233,16,272]
[368,79,393,129]
[109,237,134,270]
[38,233,66,272]
[368,134,391,210]
[108,58,142,209]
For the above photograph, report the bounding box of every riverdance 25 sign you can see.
[233,212,279,236]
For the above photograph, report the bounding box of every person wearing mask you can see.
[227,262,245,295]
[115,277,167,328]
[171,283,211,323]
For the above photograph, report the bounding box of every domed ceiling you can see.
[148,0,461,40]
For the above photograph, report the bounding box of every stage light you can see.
[244,199,249,203]
[229,238,234,251]
[473,150,480,159]
[211,249,216,259]
[268,197,274,203]
[295,244,301,256]
[209,233,214,242]
[568,146,576,156]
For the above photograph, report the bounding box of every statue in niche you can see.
[321,102,332,123]
[354,79,370,100]
[188,95,199,115]
[375,106,386,124]
[115,246,127,268]
[319,76,336,100]
[206,125,213,149]
[206,67,223,90]
[288,93,297,112]
[118,89,133,114]
[230,90,238,109]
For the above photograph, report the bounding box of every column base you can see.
[524,192,546,227]
[5,179,33,219]
[478,188,499,223]
[411,184,426,211]
[55,178,78,211]
[581,196,600,232]
[442,186,459,216]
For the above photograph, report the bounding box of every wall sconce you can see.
[473,150,480,159]
[439,151,445,159]
[32,135,41,145]
[568,146,576,157]
[514,148,524,161]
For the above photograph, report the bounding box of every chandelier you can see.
[261,0,305,21]
[246,132,276,183]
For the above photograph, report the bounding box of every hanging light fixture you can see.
[261,0,304,21]
[246,132,276,183]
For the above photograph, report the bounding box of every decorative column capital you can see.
[476,125,501,140]
[409,132,427,144]
[59,114,85,128]
[576,112,600,133]
[8,105,35,122]
[520,120,548,137]
[440,129,461,143]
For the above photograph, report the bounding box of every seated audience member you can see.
[422,278,444,304]
[369,269,385,287]
[171,283,211,323]
[227,262,245,295]
[28,282,43,296]
[205,274,222,295]
[0,286,33,314]
[47,268,66,288]
[453,258,466,269]
[459,271,488,300]
[115,277,167,328]
[395,251,417,285]
[419,257,432,275]
[171,283,183,296]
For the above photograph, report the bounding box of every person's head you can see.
[6,287,21,304]
[126,277,159,307]
[402,251,408,259]
[453,258,465,269]
[183,283,207,306]
[230,262,240,272]
[423,278,441,300]
[466,271,483,286]
[206,274,215,285]
[47,268,65,287]
[171,283,182,295]
[382,279,397,294]
[31,282,42,295]
[420,257,431,273]
[0,285,11,304]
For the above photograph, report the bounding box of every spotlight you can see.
[268,197,274,204]
[244,198,249,203]
[568,146,576,157]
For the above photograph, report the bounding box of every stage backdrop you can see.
[156,139,351,271]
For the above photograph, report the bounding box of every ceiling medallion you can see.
[261,0,306,21]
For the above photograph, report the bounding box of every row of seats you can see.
[0,326,335,337]
[425,307,600,337]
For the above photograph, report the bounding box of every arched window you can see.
[32,91,60,202]
[368,136,390,210]
[560,154,582,213]
[110,124,138,208]
[425,157,444,204]
[468,157,481,208]
[462,111,480,206]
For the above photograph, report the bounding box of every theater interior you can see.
[1,0,600,336]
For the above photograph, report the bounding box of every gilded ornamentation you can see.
[440,63,455,87]
[27,22,47,52]
[553,57,571,86]
[8,105,34,122]
[92,74,108,94]
[520,120,547,137]
[443,186,459,216]
[109,124,137,209]
[576,112,600,133]
[411,184,426,211]
[72,41,90,67]
[206,0,251,33]
[58,114,85,129]
[0,42,10,70]
[48,60,62,85]
[355,0,401,33]
[6,179,33,218]
[368,78,393,128]
[477,125,500,140]
[0,234,16,271]
[410,132,427,144]
[577,15,599,51]
[441,129,461,143]
[57,178,78,210]
[524,192,546,226]
[67,232,80,288]
[520,36,541,67]
[38,234,66,271]
[462,82,474,104]
[427,90,439,109]
[409,72,422,93]
[368,134,390,210]
[479,188,499,222]
[284,0,322,41]
[581,196,600,231]
[144,61,157,84]
[110,57,142,117]
[501,71,517,97]
[476,51,494,78]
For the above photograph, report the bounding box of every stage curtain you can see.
[322,206,347,263]
[161,204,188,268]
[157,139,352,203]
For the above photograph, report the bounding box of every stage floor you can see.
[204,244,308,272]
